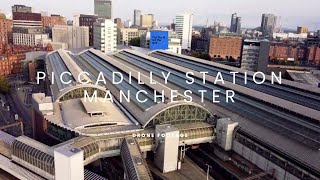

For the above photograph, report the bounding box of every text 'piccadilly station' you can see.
[0,48,320,180]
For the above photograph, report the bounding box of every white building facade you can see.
[93,19,117,53]
[52,25,89,49]
[175,13,193,50]
[13,33,49,46]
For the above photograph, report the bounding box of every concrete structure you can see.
[215,118,238,151]
[134,9,142,27]
[93,19,117,53]
[52,25,89,49]
[208,34,242,61]
[140,14,154,28]
[154,125,179,173]
[241,40,270,72]
[175,13,193,50]
[286,70,320,87]
[261,14,277,36]
[54,145,84,180]
[94,0,112,19]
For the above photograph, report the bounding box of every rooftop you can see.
[286,70,320,87]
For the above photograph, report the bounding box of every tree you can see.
[0,76,10,94]
[129,37,141,47]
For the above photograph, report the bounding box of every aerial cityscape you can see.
[0,1,319,180]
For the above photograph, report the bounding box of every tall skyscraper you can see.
[133,9,141,26]
[236,17,242,34]
[230,13,237,33]
[93,19,117,53]
[175,13,193,50]
[230,13,241,34]
[261,14,276,36]
[94,0,112,19]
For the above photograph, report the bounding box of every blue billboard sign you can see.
[150,31,169,50]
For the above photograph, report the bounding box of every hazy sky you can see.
[1,0,320,29]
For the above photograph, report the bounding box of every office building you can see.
[114,18,122,29]
[12,12,42,30]
[297,26,308,34]
[273,32,308,40]
[13,33,49,46]
[133,9,142,26]
[241,40,269,72]
[114,18,123,44]
[41,15,66,27]
[209,34,242,60]
[76,14,98,46]
[124,20,132,28]
[175,13,193,50]
[140,14,154,28]
[93,19,117,53]
[261,14,277,36]
[230,13,242,34]
[12,12,49,46]
[119,28,139,45]
[11,4,32,13]
[52,25,89,49]
[94,0,112,19]
[235,17,242,34]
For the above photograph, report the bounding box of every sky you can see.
[1,0,320,30]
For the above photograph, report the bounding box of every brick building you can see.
[41,15,66,27]
[209,34,242,60]
[0,53,25,76]
[0,44,53,76]
[268,42,320,65]
[0,18,13,51]
[307,45,320,65]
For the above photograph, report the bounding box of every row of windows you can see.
[12,140,55,175]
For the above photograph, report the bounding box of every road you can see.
[6,90,32,137]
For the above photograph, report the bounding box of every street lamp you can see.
[206,164,212,180]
